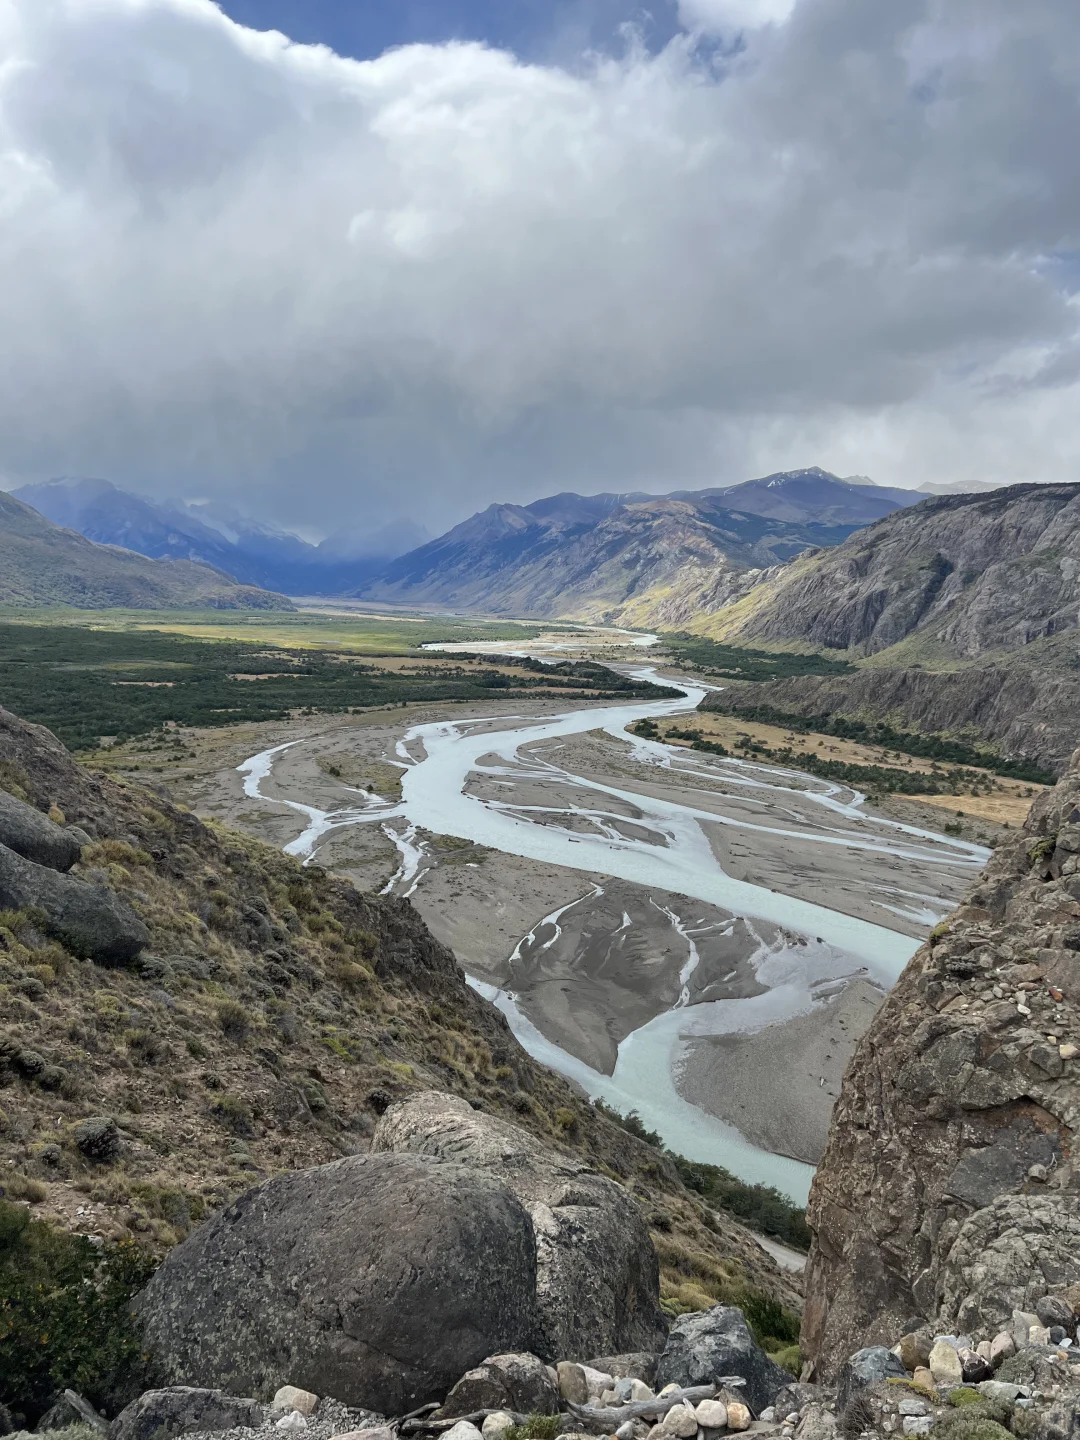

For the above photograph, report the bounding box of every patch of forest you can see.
[0,623,678,750]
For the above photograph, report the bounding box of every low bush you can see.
[0,1198,157,1425]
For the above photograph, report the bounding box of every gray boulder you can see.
[836,1348,907,1412]
[655,1306,794,1414]
[108,1389,263,1440]
[0,841,148,965]
[439,1353,559,1419]
[0,790,81,872]
[137,1151,543,1414]
[372,1092,666,1360]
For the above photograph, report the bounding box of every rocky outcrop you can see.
[138,1151,543,1414]
[0,841,148,964]
[655,1307,794,1413]
[726,483,1080,658]
[372,1092,668,1360]
[0,789,81,871]
[701,663,1080,778]
[803,743,1080,1378]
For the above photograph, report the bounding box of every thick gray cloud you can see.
[0,0,1078,536]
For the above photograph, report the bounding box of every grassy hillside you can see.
[0,493,291,611]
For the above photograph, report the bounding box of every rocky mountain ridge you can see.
[357,472,898,618]
[0,491,291,611]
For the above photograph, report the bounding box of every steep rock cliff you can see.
[803,743,1080,1377]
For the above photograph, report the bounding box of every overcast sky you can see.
[0,0,1078,538]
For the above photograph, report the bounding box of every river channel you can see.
[238,665,987,1203]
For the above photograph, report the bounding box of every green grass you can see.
[0,620,677,750]
[0,605,553,655]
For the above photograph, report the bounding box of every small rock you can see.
[977,1382,1025,1404]
[959,1350,992,1383]
[659,1384,682,1397]
[989,1333,1016,1369]
[443,1425,484,1440]
[600,1390,619,1407]
[275,1413,308,1433]
[616,1424,636,1440]
[912,1368,935,1390]
[897,1400,930,1417]
[897,1332,932,1373]
[334,1431,393,1440]
[631,1381,655,1403]
[694,1401,728,1429]
[615,1379,636,1403]
[785,1415,800,1426]
[1059,1043,1078,1060]
[837,1347,907,1410]
[726,1404,751,1433]
[928,1340,963,1387]
[760,1410,776,1424]
[582,1365,617,1401]
[1028,1164,1049,1182]
[661,1405,699,1438]
[1050,1326,1068,1344]
[1010,1310,1041,1350]
[1035,1296,1074,1329]
[902,1419,932,1436]
[272,1388,319,1417]
[1028,1325,1052,1346]
[482,1413,514,1439]
[588,1353,660,1386]
[558,1362,589,1406]
[976,1342,993,1363]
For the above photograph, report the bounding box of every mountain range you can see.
[10,478,428,596]
[356,468,923,616]
[0,490,292,611]
[697,481,1080,775]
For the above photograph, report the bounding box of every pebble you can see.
[1060,1043,1078,1060]
[661,1405,698,1438]
[725,1404,751,1433]
[443,1425,484,1440]
[273,1390,319,1418]
[481,1414,514,1439]
[759,1411,776,1424]
[694,1401,728,1429]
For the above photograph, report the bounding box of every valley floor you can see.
[94,662,991,1200]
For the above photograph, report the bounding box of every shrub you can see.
[770,1343,801,1375]
[553,1107,577,1135]
[216,999,250,1042]
[740,1290,801,1349]
[506,1416,564,1440]
[0,1199,157,1424]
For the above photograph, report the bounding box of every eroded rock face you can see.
[372,1092,667,1360]
[803,745,1080,1378]
[0,841,148,964]
[138,1151,542,1414]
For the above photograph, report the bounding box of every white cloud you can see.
[677,0,796,35]
[0,0,1078,534]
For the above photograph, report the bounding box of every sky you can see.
[0,0,1078,539]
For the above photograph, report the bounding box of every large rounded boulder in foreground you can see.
[373,1091,667,1360]
[138,1151,542,1414]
